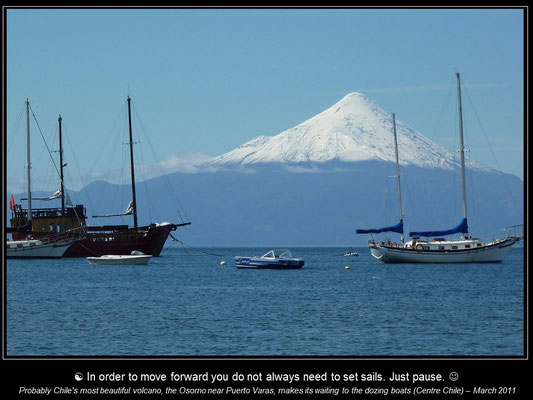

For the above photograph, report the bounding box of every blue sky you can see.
[6,8,524,194]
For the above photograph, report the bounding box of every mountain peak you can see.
[339,91,374,104]
[203,92,487,171]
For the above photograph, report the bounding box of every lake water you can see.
[6,246,524,357]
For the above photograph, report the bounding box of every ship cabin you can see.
[9,204,87,241]
[404,237,483,251]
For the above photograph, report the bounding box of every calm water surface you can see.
[6,246,524,356]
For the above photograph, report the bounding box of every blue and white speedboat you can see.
[235,249,304,269]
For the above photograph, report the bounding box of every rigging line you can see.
[129,101,186,214]
[63,106,125,227]
[105,111,127,187]
[61,167,84,228]
[133,133,156,224]
[63,122,97,215]
[54,120,76,204]
[99,111,126,211]
[120,116,133,225]
[41,123,59,194]
[429,76,455,143]
[131,102,191,223]
[130,132,148,220]
[33,117,56,187]
[381,159,391,227]
[7,104,25,154]
[400,166,410,232]
[113,114,133,226]
[461,111,479,221]
[77,240,103,257]
[102,131,127,223]
[129,116,149,222]
[169,233,223,257]
[462,82,523,221]
[28,104,63,187]
[448,93,458,228]
[26,107,75,226]
[85,102,128,189]
[90,115,126,221]
[132,105,188,223]
[459,95,476,221]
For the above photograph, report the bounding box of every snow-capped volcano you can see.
[203,92,486,171]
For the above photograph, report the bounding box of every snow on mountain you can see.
[202,92,488,171]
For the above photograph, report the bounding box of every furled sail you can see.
[22,189,73,205]
[356,219,404,235]
[23,189,61,201]
[93,200,134,218]
[409,218,468,237]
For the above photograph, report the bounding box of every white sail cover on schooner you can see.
[92,200,134,218]
[22,189,73,205]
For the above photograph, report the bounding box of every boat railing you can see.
[503,224,523,239]
[36,226,87,244]
[476,225,524,244]
[13,205,87,219]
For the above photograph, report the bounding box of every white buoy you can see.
[220,261,227,266]
[344,266,351,270]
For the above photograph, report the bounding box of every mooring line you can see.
[169,234,223,257]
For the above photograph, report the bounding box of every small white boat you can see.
[87,250,152,265]
[342,248,358,256]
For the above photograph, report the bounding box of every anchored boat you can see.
[7,100,79,258]
[8,96,191,258]
[7,238,77,259]
[342,248,359,257]
[235,249,304,269]
[87,250,152,265]
[356,73,522,263]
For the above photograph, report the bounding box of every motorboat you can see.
[87,250,152,265]
[342,248,359,256]
[235,249,304,269]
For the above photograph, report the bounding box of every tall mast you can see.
[26,99,32,228]
[392,113,404,244]
[58,115,65,214]
[127,96,138,230]
[456,72,469,236]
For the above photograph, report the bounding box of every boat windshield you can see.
[262,249,292,258]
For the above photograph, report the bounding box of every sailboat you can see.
[8,96,191,257]
[356,73,521,263]
[7,100,79,258]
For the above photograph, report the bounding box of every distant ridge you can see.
[202,92,489,171]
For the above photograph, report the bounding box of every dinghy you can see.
[87,250,152,265]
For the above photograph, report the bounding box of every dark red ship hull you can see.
[63,223,178,257]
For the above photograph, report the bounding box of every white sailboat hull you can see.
[356,74,522,265]
[369,237,520,264]
[6,239,74,259]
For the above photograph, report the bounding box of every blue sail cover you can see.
[356,220,404,235]
[409,218,468,237]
